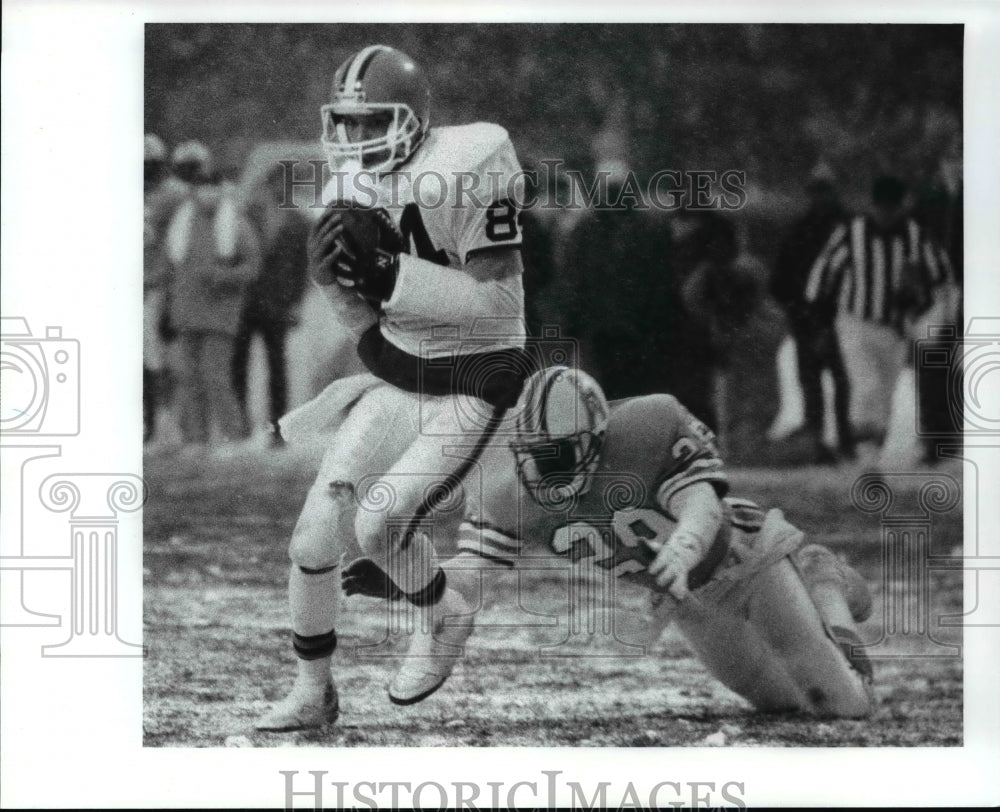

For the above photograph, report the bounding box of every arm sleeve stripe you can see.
[455,543,515,568]
[476,530,522,554]
[459,522,523,555]
[656,461,728,513]
[465,244,523,262]
[466,518,523,542]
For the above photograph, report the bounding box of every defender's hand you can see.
[648,531,703,600]
[341,557,404,601]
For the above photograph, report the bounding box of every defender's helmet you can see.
[321,44,431,174]
[511,367,610,505]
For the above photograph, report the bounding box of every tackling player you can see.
[347,367,875,718]
[257,45,529,730]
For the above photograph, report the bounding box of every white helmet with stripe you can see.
[511,366,610,505]
[321,44,430,175]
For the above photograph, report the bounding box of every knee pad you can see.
[353,482,419,559]
[289,480,357,572]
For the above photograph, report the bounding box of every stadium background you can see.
[144,24,962,462]
[145,24,962,206]
[142,24,965,747]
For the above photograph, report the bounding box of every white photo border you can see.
[2,1,998,808]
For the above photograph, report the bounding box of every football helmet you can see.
[511,366,610,505]
[321,44,431,174]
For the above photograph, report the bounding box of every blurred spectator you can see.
[912,141,963,461]
[668,209,740,429]
[914,138,963,285]
[231,165,310,444]
[558,162,675,402]
[769,162,852,463]
[143,133,186,443]
[165,141,262,447]
[519,162,559,342]
[804,174,956,458]
[716,252,788,464]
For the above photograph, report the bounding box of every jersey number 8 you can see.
[485,200,522,242]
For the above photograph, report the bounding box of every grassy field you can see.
[142,442,963,747]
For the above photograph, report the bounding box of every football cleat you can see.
[388,589,474,706]
[255,682,339,732]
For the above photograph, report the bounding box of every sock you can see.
[288,563,340,687]
[404,568,447,607]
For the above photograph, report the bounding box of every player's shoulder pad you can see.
[421,123,522,194]
[608,393,686,437]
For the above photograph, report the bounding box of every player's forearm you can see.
[316,279,379,337]
[384,252,523,324]
[664,482,725,564]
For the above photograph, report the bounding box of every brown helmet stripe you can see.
[345,44,390,91]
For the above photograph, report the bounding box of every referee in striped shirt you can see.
[803,175,954,450]
[805,176,953,334]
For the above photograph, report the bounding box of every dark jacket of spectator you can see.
[242,201,310,325]
[771,196,847,323]
[560,203,675,401]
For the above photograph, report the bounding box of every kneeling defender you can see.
[379,367,875,717]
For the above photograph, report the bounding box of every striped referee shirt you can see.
[804,215,953,334]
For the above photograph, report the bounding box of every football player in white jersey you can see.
[256,45,530,730]
[346,367,876,717]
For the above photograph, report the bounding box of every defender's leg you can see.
[671,548,873,718]
[671,595,812,713]
[745,552,873,718]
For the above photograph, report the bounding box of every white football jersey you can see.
[322,122,527,359]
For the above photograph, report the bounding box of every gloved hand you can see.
[341,557,404,600]
[308,201,405,303]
